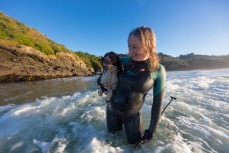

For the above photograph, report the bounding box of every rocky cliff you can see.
[0,44,94,83]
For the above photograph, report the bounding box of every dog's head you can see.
[102,51,123,72]
[102,51,119,66]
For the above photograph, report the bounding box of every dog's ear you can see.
[116,56,124,72]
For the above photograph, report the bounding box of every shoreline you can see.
[1,67,229,84]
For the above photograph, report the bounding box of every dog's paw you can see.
[104,91,109,95]
[105,93,112,102]
[98,88,103,96]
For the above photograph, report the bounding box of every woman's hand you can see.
[141,129,153,143]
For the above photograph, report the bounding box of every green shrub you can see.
[75,51,102,72]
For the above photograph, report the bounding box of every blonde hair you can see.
[128,26,159,71]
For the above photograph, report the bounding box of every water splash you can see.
[0,69,228,152]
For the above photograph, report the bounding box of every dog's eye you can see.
[106,56,110,60]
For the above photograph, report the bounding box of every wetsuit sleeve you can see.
[148,65,166,133]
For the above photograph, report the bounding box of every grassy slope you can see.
[0,11,71,55]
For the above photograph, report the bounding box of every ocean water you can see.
[0,69,228,153]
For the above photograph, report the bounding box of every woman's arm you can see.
[148,88,165,133]
[142,65,166,141]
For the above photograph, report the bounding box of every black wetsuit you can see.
[106,57,166,144]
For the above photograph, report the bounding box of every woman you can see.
[106,26,166,144]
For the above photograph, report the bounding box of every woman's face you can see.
[128,34,149,61]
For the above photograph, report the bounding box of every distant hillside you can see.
[159,53,229,71]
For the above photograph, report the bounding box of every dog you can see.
[97,51,122,102]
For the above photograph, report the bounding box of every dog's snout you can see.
[104,56,111,64]
[105,56,110,61]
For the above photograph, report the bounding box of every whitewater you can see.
[0,69,228,153]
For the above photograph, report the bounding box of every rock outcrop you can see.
[0,44,94,83]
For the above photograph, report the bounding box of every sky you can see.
[0,0,229,57]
